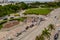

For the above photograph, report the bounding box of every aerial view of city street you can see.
[0,0,60,40]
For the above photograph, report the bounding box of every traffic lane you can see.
[18,17,54,40]
[14,17,46,40]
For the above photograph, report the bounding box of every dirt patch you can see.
[3,20,19,28]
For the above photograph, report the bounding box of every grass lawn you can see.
[24,8,52,15]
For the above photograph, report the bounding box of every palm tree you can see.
[35,28,51,40]
[35,35,45,40]
[39,35,45,40]
[35,36,39,40]
[48,24,55,31]
[42,28,51,40]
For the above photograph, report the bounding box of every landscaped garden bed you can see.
[0,17,27,29]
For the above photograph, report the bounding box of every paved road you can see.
[17,8,60,40]
[19,17,55,40]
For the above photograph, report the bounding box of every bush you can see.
[0,20,7,24]
[9,17,27,22]
[0,20,7,29]
[0,25,3,29]
[14,17,27,21]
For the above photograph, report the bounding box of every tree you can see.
[42,28,51,39]
[35,28,51,40]
[35,35,45,40]
[48,24,55,31]
[28,2,41,8]
[0,4,21,17]
[39,35,45,40]
[20,2,28,10]
[35,36,39,40]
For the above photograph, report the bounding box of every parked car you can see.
[30,24,34,28]
[54,33,59,40]
[25,26,29,30]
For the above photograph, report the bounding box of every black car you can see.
[54,33,59,40]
